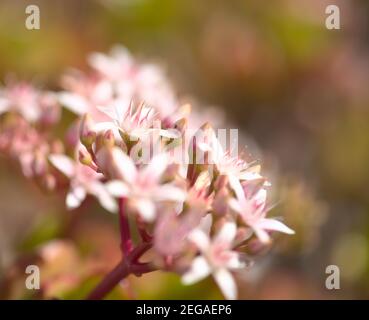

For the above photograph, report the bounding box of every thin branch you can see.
[86,260,129,300]
[118,197,133,255]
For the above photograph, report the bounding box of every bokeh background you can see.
[1,0,369,299]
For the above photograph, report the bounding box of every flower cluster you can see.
[0,46,294,300]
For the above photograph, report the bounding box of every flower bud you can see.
[79,148,93,166]
[173,117,188,135]
[104,129,115,148]
[79,114,96,147]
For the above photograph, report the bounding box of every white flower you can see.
[106,148,185,221]
[95,101,179,140]
[182,222,244,300]
[49,154,117,213]
[229,187,294,244]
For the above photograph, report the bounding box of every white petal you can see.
[58,92,88,115]
[215,222,237,244]
[134,198,156,222]
[159,129,181,139]
[199,214,213,235]
[111,147,137,183]
[154,184,186,202]
[257,218,295,235]
[106,180,129,197]
[92,121,117,133]
[228,175,245,201]
[226,253,245,269]
[90,182,118,213]
[141,153,168,182]
[253,227,271,244]
[66,186,86,210]
[228,198,242,214]
[0,98,9,114]
[97,99,129,124]
[98,192,118,213]
[49,154,75,178]
[182,256,211,285]
[188,229,210,252]
[213,268,237,300]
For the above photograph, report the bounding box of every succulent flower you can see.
[0,45,294,300]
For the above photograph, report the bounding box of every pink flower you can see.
[88,45,178,116]
[59,71,114,121]
[0,82,42,122]
[88,45,135,82]
[106,148,185,221]
[96,100,178,139]
[198,127,262,181]
[182,222,244,300]
[49,153,117,213]
[229,185,294,244]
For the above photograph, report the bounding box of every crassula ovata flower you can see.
[0,45,294,300]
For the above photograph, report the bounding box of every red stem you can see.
[86,244,155,300]
[119,197,133,255]
[87,199,155,300]
[86,260,130,300]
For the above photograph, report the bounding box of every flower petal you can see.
[188,229,210,252]
[213,268,237,300]
[106,180,129,197]
[215,222,237,244]
[66,186,86,210]
[257,218,295,235]
[182,256,211,285]
[141,153,168,182]
[253,227,271,244]
[0,97,9,114]
[58,92,88,115]
[111,147,137,183]
[199,214,213,235]
[228,198,242,214]
[228,175,245,201]
[49,154,75,178]
[154,184,186,202]
[134,198,156,222]
[90,182,118,213]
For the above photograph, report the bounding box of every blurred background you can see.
[0,0,369,299]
